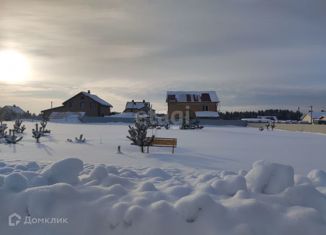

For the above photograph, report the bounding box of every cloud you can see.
[0,0,325,113]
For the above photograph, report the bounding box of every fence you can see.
[81,116,247,127]
[81,116,135,123]
[197,119,247,126]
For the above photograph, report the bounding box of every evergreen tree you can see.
[219,109,303,121]
[127,118,154,153]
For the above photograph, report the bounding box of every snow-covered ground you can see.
[0,122,325,173]
[0,122,325,235]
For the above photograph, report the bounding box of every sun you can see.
[0,49,30,84]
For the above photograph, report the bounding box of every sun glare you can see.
[0,49,30,84]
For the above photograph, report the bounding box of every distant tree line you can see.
[0,107,39,121]
[219,109,303,121]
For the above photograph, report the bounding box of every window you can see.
[167,95,176,102]
[203,105,208,111]
[186,94,192,102]
[201,93,211,102]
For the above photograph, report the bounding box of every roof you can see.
[166,91,219,103]
[81,92,112,107]
[195,111,219,118]
[41,106,65,112]
[63,91,112,107]
[304,111,326,120]
[125,101,150,110]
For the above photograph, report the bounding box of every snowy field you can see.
[1,122,325,173]
[0,122,326,235]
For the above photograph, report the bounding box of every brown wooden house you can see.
[41,90,112,118]
[166,91,219,120]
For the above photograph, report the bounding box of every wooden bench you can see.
[147,137,177,154]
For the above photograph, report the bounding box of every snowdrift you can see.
[0,158,325,235]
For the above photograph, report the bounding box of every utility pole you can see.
[309,105,313,124]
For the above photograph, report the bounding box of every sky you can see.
[0,0,325,114]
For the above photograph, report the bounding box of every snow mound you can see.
[282,185,326,220]
[107,166,119,175]
[101,174,132,187]
[175,193,225,223]
[282,206,326,235]
[137,182,158,192]
[4,172,28,192]
[29,175,48,187]
[0,158,326,235]
[89,165,108,181]
[307,169,326,187]
[294,174,312,185]
[119,169,139,178]
[107,184,128,196]
[14,164,28,171]
[211,175,247,196]
[246,160,294,194]
[165,185,192,198]
[26,161,40,171]
[0,167,14,175]
[143,168,171,180]
[123,205,146,226]
[42,158,83,185]
[25,183,79,216]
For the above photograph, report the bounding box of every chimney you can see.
[132,100,135,104]
[87,90,91,94]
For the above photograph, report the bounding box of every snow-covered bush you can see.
[4,129,23,144]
